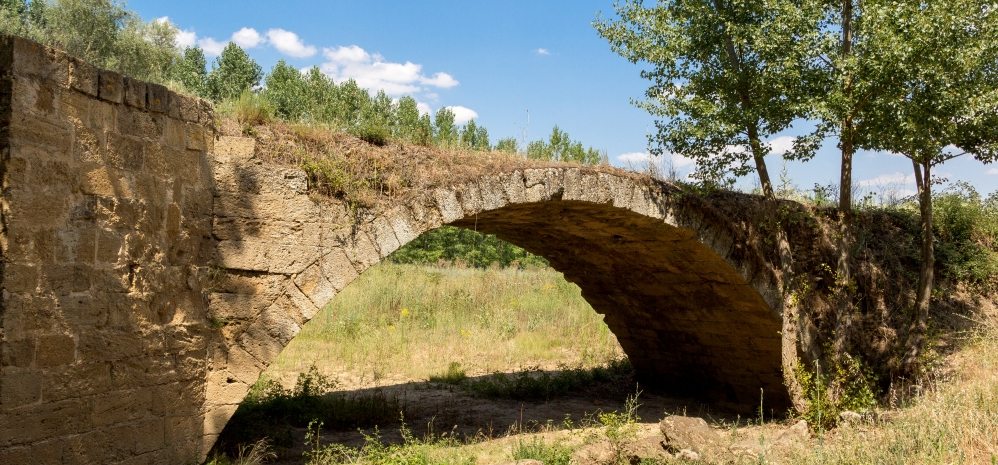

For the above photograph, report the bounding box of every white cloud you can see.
[987,167,998,175]
[616,151,695,171]
[324,45,370,63]
[858,172,916,187]
[153,17,197,49]
[536,48,550,56]
[320,44,460,97]
[446,106,478,125]
[176,29,198,49]
[416,101,432,117]
[232,27,263,49]
[617,152,652,164]
[267,28,317,58]
[767,136,796,156]
[198,37,227,57]
[420,72,459,88]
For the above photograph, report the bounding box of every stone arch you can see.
[204,136,790,454]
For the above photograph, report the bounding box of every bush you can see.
[217,90,273,132]
[356,122,391,146]
[932,183,998,291]
[511,437,573,465]
[428,361,467,385]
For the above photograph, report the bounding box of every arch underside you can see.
[451,200,789,409]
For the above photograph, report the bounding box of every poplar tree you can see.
[857,0,998,371]
[596,0,822,197]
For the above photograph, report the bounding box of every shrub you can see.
[356,121,391,146]
[429,361,467,385]
[217,90,273,132]
[511,437,573,465]
[932,183,998,291]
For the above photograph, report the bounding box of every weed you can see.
[304,419,475,465]
[511,436,573,465]
[355,122,391,146]
[217,90,273,133]
[214,364,405,456]
[429,362,467,385]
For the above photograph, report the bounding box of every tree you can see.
[174,46,208,98]
[596,0,822,197]
[207,42,262,101]
[858,0,998,371]
[265,60,308,120]
[473,124,490,151]
[434,108,457,147]
[302,67,337,122]
[335,79,369,129]
[495,137,518,153]
[395,96,422,143]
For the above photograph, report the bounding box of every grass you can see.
[776,309,998,464]
[267,263,623,387]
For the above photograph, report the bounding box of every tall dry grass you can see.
[266,263,623,387]
[779,310,998,464]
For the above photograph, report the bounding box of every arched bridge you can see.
[0,37,800,464]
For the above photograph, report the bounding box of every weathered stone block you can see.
[0,339,36,368]
[68,57,98,96]
[433,188,463,223]
[320,248,359,291]
[0,372,42,407]
[122,77,146,109]
[11,37,68,85]
[293,263,337,311]
[35,333,77,367]
[177,93,200,122]
[105,132,144,170]
[97,69,123,103]
[146,82,169,113]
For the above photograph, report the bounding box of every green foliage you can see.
[355,121,391,146]
[434,107,458,147]
[304,420,474,465]
[217,90,273,132]
[216,364,404,455]
[389,226,548,269]
[208,42,262,101]
[526,126,605,165]
[173,46,208,98]
[588,393,642,465]
[933,183,998,291]
[459,119,490,150]
[795,356,877,430]
[595,0,822,194]
[1,0,181,83]
[858,1,998,168]
[511,437,573,465]
[495,137,518,153]
[264,59,308,120]
[428,361,467,385]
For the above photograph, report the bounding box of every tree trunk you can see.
[836,0,856,281]
[748,124,774,199]
[904,160,934,373]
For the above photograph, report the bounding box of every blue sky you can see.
[130,0,998,198]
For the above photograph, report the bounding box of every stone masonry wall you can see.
[0,37,215,464]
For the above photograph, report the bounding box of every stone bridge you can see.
[0,38,801,464]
